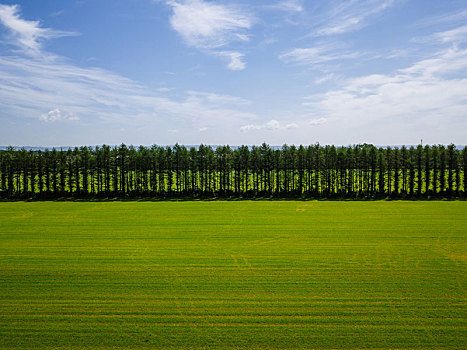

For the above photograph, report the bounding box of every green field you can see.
[0,201,466,349]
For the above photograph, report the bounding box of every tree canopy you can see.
[0,144,465,199]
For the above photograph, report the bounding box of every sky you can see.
[0,0,466,147]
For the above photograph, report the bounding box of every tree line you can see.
[0,143,466,199]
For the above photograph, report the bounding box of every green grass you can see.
[0,201,466,349]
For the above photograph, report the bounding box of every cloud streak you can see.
[166,0,252,70]
[308,117,327,126]
[0,4,256,138]
[240,119,299,132]
[279,43,360,66]
[217,51,246,70]
[167,0,252,49]
[0,55,256,129]
[433,25,467,44]
[0,4,78,55]
[310,0,397,37]
[269,0,304,13]
[302,46,467,142]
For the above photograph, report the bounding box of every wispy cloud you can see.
[279,43,360,66]
[0,4,256,142]
[432,25,467,44]
[186,90,250,105]
[413,25,467,45]
[240,119,299,132]
[269,0,304,13]
[302,46,467,140]
[166,0,252,70]
[39,108,79,122]
[308,117,327,125]
[217,51,246,71]
[416,8,467,28]
[49,10,65,18]
[0,55,256,128]
[315,73,337,85]
[310,0,397,37]
[167,0,251,49]
[0,4,78,55]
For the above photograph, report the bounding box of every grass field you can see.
[0,201,466,349]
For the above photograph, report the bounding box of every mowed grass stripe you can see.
[0,201,466,349]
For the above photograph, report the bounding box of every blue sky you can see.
[0,0,466,146]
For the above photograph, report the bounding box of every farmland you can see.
[0,201,466,349]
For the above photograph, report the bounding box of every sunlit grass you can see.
[0,201,465,349]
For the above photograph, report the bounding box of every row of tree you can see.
[0,143,466,199]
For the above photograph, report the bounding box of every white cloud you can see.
[400,46,467,76]
[271,0,304,13]
[416,9,467,27]
[285,122,299,129]
[308,118,327,125]
[315,73,337,84]
[0,4,77,55]
[166,0,252,49]
[156,87,173,92]
[266,119,280,130]
[240,119,299,132]
[186,90,250,105]
[279,44,360,66]
[310,0,397,37]
[39,108,79,122]
[0,55,257,137]
[239,124,256,132]
[217,51,246,70]
[433,25,467,44]
[413,25,467,45]
[165,0,252,71]
[199,126,208,132]
[302,46,467,134]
